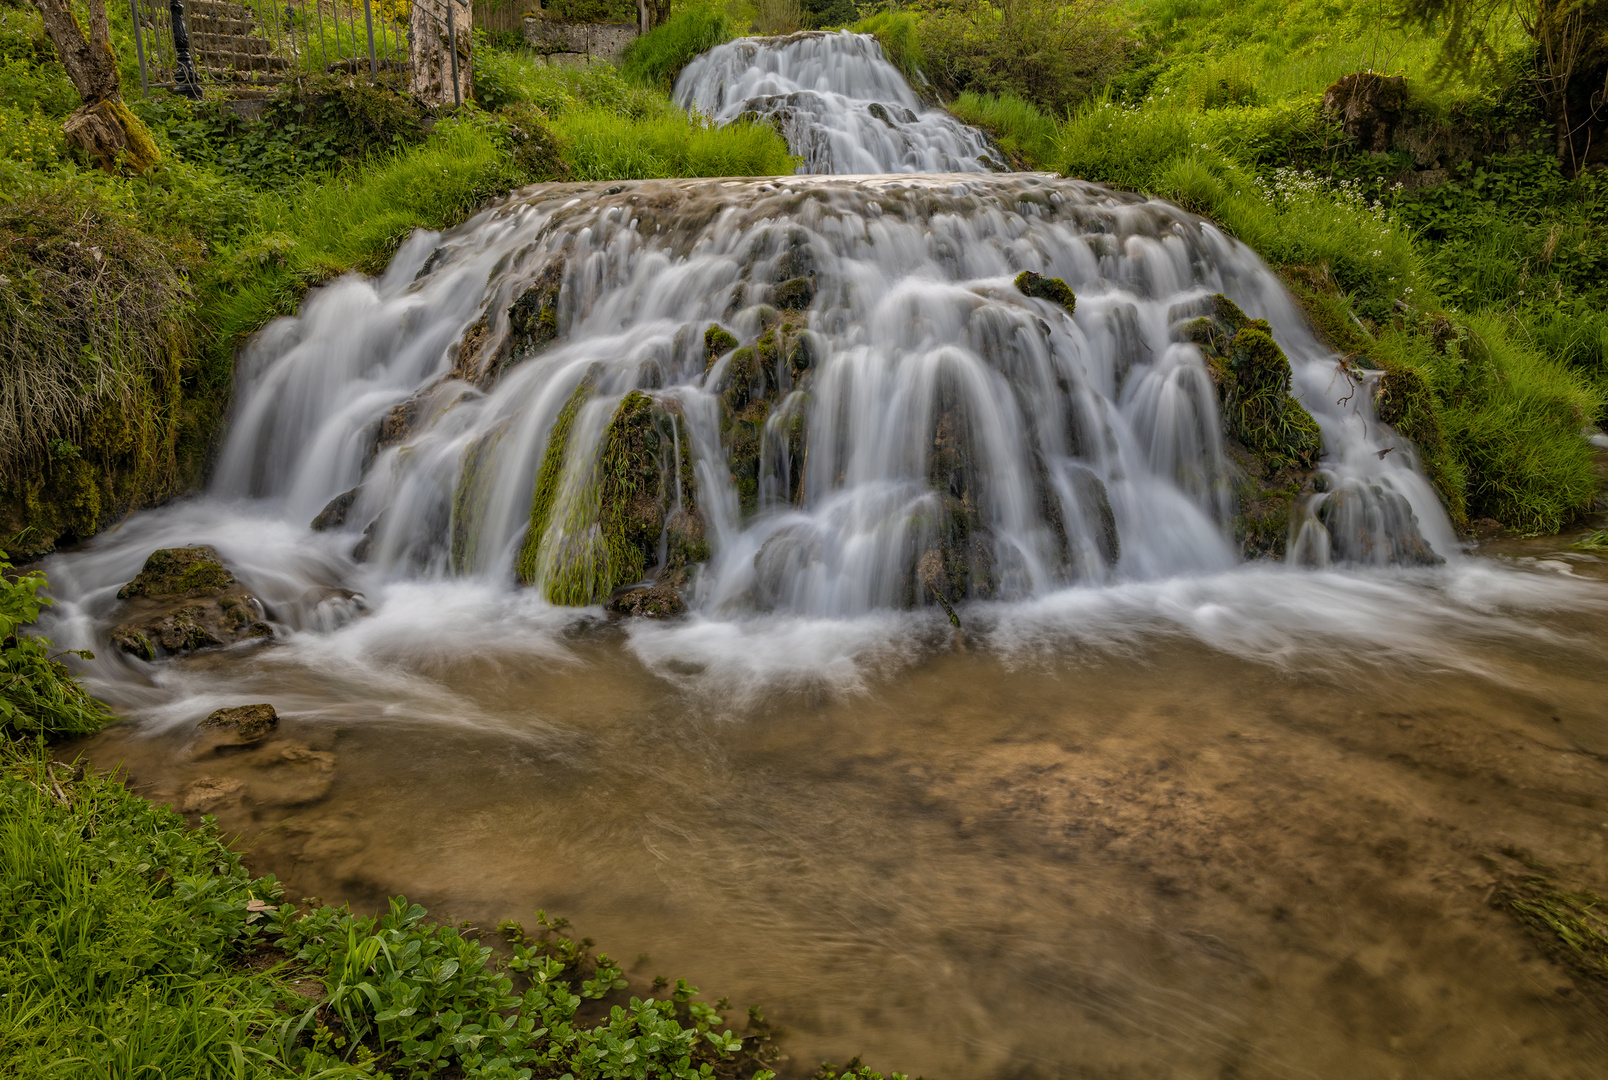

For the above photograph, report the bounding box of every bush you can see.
[914,0,1133,114]
[619,3,734,88]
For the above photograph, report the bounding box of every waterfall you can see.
[50,31,1458,640]
[673,31,1004,174]
[209,168,1454,620]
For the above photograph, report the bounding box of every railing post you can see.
[363,0,378,80]
[446,1,461,108]
[169,0,203,98]
[129,0,150,97]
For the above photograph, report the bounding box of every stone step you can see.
[190,14,261,33]
[192,32,275,54]
[187,0,252,18]
[199,51,293,70]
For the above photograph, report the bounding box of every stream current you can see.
[38,31,1608,1078]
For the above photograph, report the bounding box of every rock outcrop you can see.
[109,547,272,660]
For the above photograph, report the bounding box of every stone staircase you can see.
[186,0,293,82]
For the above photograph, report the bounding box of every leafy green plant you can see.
[0,560,109,738]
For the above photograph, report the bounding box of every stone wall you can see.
[522,16,638,64]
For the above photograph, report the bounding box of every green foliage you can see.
[913,0,1133,113]
[551,105,799,178]
[620,4,735,88]
[133,75,427,190]
[0,562,109,738]
[546,0,641,22]
[478,49,679,119]
[947,90,1059,167]
[0,740,280,1076]
[202,113,567,382]
[851,11,927,85]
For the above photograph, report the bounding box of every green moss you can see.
[450,424,507,575]
[597,391,664,593]
[516,373,596,587]
[1225,326,1323,472]
[1374,362,1469,529]
[116,546,234,599]
[1014,270,1076,315]
[704,324,738,369]
[773,276,815,310]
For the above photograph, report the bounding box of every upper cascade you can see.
[673,31,1003,174]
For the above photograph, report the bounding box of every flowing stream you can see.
[37,31,1608,1078]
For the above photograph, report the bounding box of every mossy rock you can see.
[1015,271,1076,316]
[1374,364,1468,530]
[198,703,279,746]
[117,547,235,600]
[773,276,815,311]
[704,324,738,370]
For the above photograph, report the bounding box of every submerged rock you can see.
[110,547,273,661]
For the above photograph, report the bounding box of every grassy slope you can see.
[889,0,1603,533]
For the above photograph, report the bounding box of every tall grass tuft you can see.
[948,90,1060,168]
[551,106,800,179]
[850,10,925,85]
[619,4,734,88]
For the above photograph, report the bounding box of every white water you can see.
[674,31,1002,174]
[34,30,1528,712]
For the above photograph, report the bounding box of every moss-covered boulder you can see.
[1179,294,1324,558]
[450,260,567,389]
[110,547,273,661]
[1014,271,1076,316]
[517,384,704,612]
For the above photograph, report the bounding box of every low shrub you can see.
[914,0,1132,114]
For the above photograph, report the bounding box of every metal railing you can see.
[128,0,440,94]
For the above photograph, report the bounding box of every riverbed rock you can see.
[109,547,273,661]
[178,776,245,814]
[198,703,279,747]
[608,569,689,619]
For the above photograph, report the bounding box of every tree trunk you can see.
[410,0,474,107]
[31,0,160,173]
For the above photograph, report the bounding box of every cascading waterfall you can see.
[47,31,1457,656]
[673,31,1005,174]
[211,167,1452,621]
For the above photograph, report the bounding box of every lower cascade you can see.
[211,171,1454,622]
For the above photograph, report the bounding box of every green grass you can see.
[552,105,798,178]
[948,90,1059,168]
[619,3,736,89]
[850,11,925,86]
